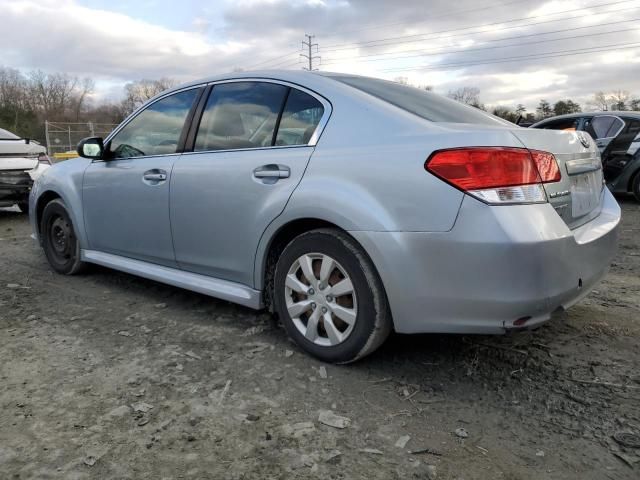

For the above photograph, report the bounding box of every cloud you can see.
[0,0,638,109]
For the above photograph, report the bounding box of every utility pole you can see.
[301,34,320,71]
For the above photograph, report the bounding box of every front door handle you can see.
[253,165,290,180]
[143,169,167,184]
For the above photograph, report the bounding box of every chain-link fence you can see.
[45,121,118,159]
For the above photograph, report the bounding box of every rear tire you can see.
[632,171,640,202]
[40,199,87,275]
[273,228,392,363]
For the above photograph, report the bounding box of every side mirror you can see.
[77,137,104,160]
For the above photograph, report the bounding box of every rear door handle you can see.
[253,165,290,179]
[143,169,167,184]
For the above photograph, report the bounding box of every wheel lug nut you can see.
[326,295,333,302]
[321,307,328,314]
[308,288,315,295]
[311,302,316,309]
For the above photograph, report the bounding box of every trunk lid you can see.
[510,128,604,229]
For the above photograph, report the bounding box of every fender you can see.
[30,157,92,248]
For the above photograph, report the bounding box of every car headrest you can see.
[209,105,245,137]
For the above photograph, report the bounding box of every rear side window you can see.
[195,82,288,151]
[275,89,324,146]
[328,75,507,126]
[109,89,198,159]
[589,116,624,139]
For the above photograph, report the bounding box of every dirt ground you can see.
[1,197,639,480]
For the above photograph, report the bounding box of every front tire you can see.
[40,199,86,275]
[273,228,392,363]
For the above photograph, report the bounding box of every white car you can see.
[0,127,51,212]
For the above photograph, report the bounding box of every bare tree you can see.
[448,86,480,104]
[447,87,484,109]
[609,89,630,111]
[589,91,609,111]
[27,70,79,119]
[536,99,553,119]
[71,77,95,121]
[121,78,177,115]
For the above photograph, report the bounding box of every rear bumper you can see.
[351,189,620,334]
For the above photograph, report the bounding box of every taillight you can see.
[38,153,51,165]
[425,147,561,204]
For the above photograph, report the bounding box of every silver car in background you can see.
[1,127,50,212]
[29,71,620,363]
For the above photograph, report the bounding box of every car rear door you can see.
[602,117,640,183]
[585,115,625,152]
[83,87,202,267]
[170,80,329,286]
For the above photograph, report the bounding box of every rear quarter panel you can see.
[253,84,528,288]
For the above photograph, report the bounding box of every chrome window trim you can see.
[102,78,332,161]
[181,144,313,157]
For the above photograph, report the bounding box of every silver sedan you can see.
[29,71,620,363]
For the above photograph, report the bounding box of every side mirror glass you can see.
[77,137,104,160]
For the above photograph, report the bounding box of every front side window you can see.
[109,89,198,159]
[195,82,288,151]
[275,89,324,146]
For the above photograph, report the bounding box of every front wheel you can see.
[40,199,86,275]
[273,229,392,363]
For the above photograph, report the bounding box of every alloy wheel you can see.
[284,253,357,347]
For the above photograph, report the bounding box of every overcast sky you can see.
[1,0,639,111]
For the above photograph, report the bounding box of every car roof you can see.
[533,111,640,126]
[158,70,344,99]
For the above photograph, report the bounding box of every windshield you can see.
[328,74,509,126]
[0,127,20,140]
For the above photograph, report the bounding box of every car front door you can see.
[170,81,328,286]
[83,87,201,267]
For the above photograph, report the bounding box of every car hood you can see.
[0,139,46,171]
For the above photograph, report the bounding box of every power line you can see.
[319,0,638,52]
[378,41,640,73]
[316,0,527,39]
[319,25,640,66]
[301,34,321,70]
[320,17,640,63]
[244,49,302,70]
[240,0,639,72]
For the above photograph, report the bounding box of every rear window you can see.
[328,75,507,126]
[0,128,20,140]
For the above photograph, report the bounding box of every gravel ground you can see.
[1,197,639,479]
